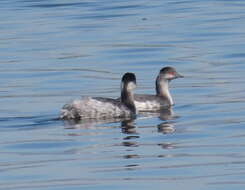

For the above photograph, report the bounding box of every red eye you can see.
[168,72,175,75]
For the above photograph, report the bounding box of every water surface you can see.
[1,0,245,189]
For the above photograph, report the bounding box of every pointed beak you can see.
[175,72,184,78]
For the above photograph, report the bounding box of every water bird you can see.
[60,73,137,120]
[133,67,183,111]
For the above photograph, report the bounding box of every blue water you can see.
[1,0,245,189]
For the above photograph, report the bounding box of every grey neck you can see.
[155,76,173,105]
[121,87,136,114]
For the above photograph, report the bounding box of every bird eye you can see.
[168,71,175,75]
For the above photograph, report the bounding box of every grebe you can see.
[134,67,183,111]
[60,73,137,120]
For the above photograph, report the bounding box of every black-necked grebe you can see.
[60,73,137,120]
[134,67,183,111]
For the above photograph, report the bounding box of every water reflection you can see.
[157,122,175,134]
[121,119,137,134]
[63,117,130,129]
[139,108,176,120]
[140,108,177,134]
[63,107,177,135]
[2,0,245,189]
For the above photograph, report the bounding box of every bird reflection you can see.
[63,107,178,136]
[158,122,175,134]
[63,117,133,129]
[139,108,177,134]
[121,119,137,134]
[62,108,179,164]
[159,108,176,120]
[158,108,176,134]
[139,108,175,120]
[158,142,177,149]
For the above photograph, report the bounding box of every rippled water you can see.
[1,0,245,189]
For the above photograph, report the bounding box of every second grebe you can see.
[134,67,183,111]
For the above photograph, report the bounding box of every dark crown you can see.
[160,67,176,74]
[122,72,136,84]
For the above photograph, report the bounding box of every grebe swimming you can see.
[133,67,183,111]
[60,73,137,120]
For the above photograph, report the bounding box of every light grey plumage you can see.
[60,73,137,120]
[133,67,183,111]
